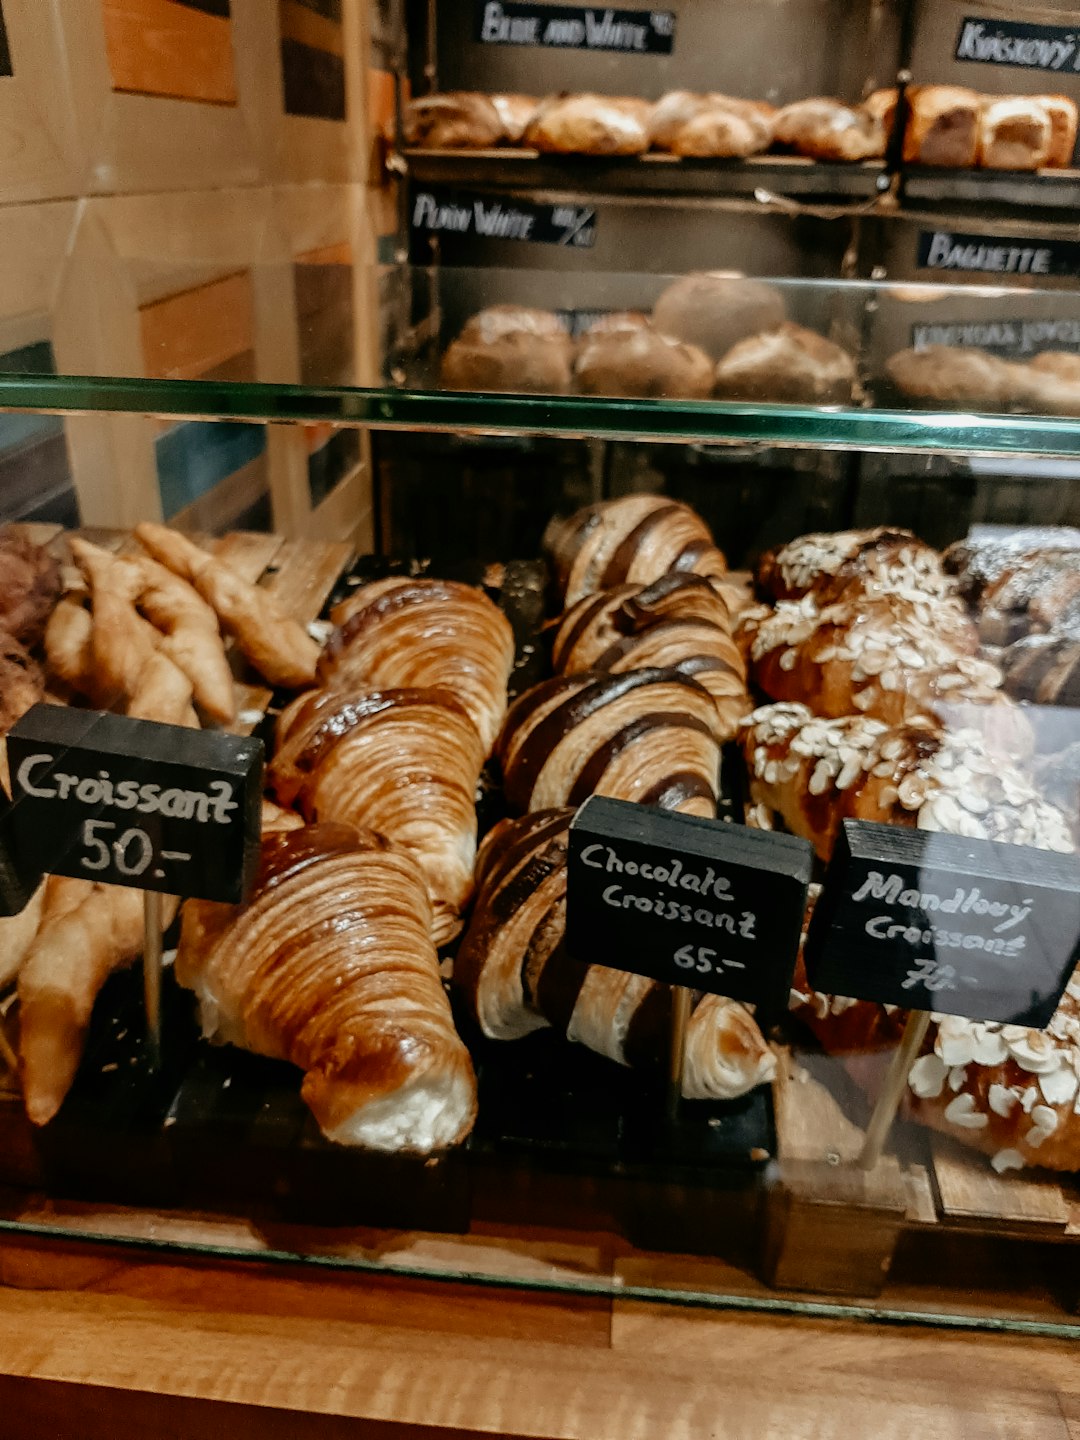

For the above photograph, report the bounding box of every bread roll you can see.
[177,824,477,1153]
[441,306,574,395]
[651,92,773,158]
[575,325,713,399]
[403,92,504,149]
[903,86,980,168]
[885,345,1026,410]
[525,94,651,155]
[0,527,60,646]
[0,633,43,738]
[544,493,727,606]
[978,96,1053,171]
[491,93,538,143]
[714,322,857,404]
[772,97,886,162]
[652,272,785,361]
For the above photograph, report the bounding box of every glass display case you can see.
[3,0,1080,1353]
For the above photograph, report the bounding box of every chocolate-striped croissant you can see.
[177,823,477,1153]
[544,494,727,606]
[456,811,774,1099]
[320,577,514,754]
[271,687,484,945]
[552,573,749,740]
[498,668,724,818]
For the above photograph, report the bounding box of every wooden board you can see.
[930,1134,1071,1237]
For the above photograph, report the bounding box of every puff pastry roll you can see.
[456,811,775,1098]
[271,686,484,945]
[757,527,953,605]
[320,576,514,754]
[741,591,1001,725]
[177,823,477,1153]
[552,573,748,740]
[544,494,727,606]
[498,668,723,818]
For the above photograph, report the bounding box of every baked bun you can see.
[574,324,713,399]
[490,93,538,143]
[544,493,727,605]
[742,591,999,725]
[757,527,952,605]
[903,85,980,167]
[403,92,504,149]
[497,668,724,818]
[978,96,1053,171]
[440,306,574,395]
[652,272,786,361]
[0,527,61,646]
[714,322,857,404]
[0,632,43,738]
[551,573,748,739]
[863,87,898,135]
[884,345,1025,410]
[944,526,1080,606]
[1000,633,1080,705]
[1030,352,1080,384]
[1039,94,1078,167]
[772,97,886,162]
[583,311,651,336]
[524,94,651,155]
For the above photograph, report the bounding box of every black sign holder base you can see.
[142,891,164,1071]
[858,1011,931,1171]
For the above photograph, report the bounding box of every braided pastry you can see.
[271,686,484,945]
[177,824,477,1153]
[456,811,775,1099]
[757,527,953,605]
[741,591,1001,725]
[320,577,514,754]
[551,573,748,740]
[544,494,727,607]
[498,669,723,818]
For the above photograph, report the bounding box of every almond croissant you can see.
[271,686,484,945]
[177,823,477,1153]
[321,577,514,754]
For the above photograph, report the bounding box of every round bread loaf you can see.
[652,272,786,361]
[440,306,574,395]
[884,345,1027,411]
[524,94,651,155]
[403,92,505,149]
[714,322,857,404]
[575,324,713,399]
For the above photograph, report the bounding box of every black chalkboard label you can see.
[910,318,1080,359]
[805,821,1080,1028]
[5,705,263,908]
[917,229,1080,279]
[475,2,675,52]
[566,796,812,1017]
[412,189,597,248]
[955,16,1080,73]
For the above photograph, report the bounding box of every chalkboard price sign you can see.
[805,821,1080,1028]
[4,705,263,909]
[566,796,812,1016]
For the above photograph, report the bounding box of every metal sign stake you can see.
[667,985,692,1123]
[858,1010,931,1171]
[143,889,163,1071]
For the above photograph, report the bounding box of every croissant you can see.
[544,494,727,606]
[271,686,484,945]
[741,591,1001,724]
[19,878,179,1126]
[126,650,200,730]
[69,538,161,710]
[320,577,514,754]
[551,573,748,740]
[757,527,954,605]
[176,823,477,1153]
[498,668,724,819]
[0,882,45,990]
[122,554,235,725]
[740,701,1075,862]
[134,523,319,689]
[44,597,94,697]
[456,811,775,1099]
